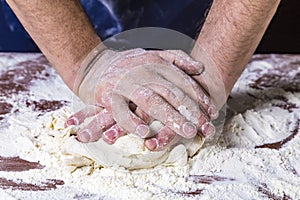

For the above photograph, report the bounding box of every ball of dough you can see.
[81,120,204,169]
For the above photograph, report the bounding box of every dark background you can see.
[0,0,299,53]
[256,0,300,53]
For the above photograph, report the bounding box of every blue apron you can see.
[0,0,212,52]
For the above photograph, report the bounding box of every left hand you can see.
[65,47,218,150]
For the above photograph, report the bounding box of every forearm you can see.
[192,0,280,96]
[6,0,101,90]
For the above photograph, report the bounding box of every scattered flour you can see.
[0,54,299,199]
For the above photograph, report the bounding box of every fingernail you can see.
[197,62,205,74]
[103,129,118,144]
[182,122,197,138]
[201,122,215,138]
[136,124,150,138]
[208,105,219,119]
[203,95,210,104]
[65,117,79,127]
[77,130,91,143]
[144,138,158,151]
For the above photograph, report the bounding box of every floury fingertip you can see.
[77,130,92,143]
[102,129,118,144]
[201,122,215,138]
[135,124,150,138]
[64,117,79,127]
[208,105,219,119]
[144,138,158,151]
[182,122,197,138]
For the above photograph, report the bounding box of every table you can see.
[0,53,299,200]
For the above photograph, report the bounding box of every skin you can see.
[145,0,281,151]
[191,0,281,98]
[6,0,217,147]
[6,0,100,89]
[6,0,281,151]
[69,48,216,143]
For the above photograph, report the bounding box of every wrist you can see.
[191,0,281,99]
[73,43,107,95]
[74,44,120,104]
[190,46,228,109]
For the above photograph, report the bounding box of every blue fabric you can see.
[0,0,39,52]
[0,0,212,52]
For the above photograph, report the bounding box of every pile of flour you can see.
[0,54,299,199]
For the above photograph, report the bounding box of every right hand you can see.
[65,44,218,150]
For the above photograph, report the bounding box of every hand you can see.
[65,44,218,150]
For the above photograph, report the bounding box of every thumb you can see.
[149,50,205,76]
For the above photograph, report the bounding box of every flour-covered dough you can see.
[83,134,203,169]
[60,118,204,169]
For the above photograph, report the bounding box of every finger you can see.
[102,124,127,144]
[114,54,217,120]
[111,94,151,138]
[65,105,102,127]
[129,102,154,127]
[149,62,217,121]
[135,107,153,124]
[76,109,115,143]
[128,101,154,124]
[192,79,219,120]
[198,121,216,138]
[129,86,197,139]
[146,77,201,125]
[114,65,210,136]
[144,126,180,151]
[150,50,205,75]
[145,123,215,151]
[145,76,216,137]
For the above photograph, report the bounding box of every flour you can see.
[60,113,204,169]
[0,54,300,199]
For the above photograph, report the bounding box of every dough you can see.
[61,119,204,170]
[83,133,204,169]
